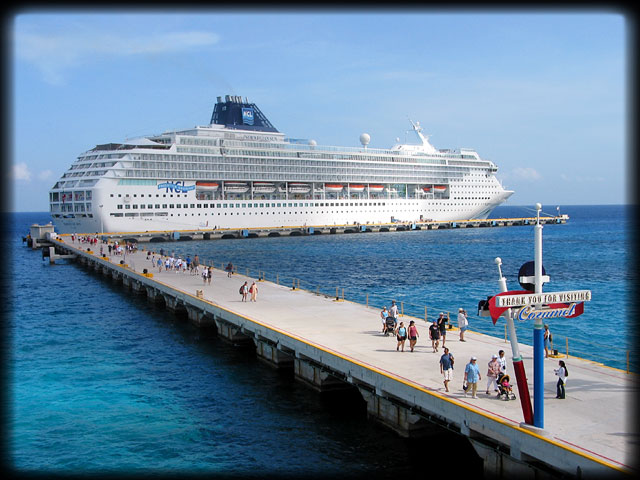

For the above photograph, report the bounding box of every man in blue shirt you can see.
[439,347,454,392]
[464,356,481,398]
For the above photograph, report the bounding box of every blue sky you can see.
[10,9,628,212]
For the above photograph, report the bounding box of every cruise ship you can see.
[49,95,513,234]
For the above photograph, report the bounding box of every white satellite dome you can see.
[359,133,370,147]
[309,139,317,146]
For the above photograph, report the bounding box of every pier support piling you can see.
[185,306,216,328]
[254,338,294,368]
[468,438,548,479]
[294,357,350,392]
[357,387,432,437]
[214,318,253,345]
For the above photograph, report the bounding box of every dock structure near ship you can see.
[37,213,569,243]
[40,234,633,479]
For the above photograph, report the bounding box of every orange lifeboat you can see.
[325,184,344,192]
[196,181,219,191]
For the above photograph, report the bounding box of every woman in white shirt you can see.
[554,360,568,399]
[457,308,468,341]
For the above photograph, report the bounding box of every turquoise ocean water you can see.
[7,204,633,475]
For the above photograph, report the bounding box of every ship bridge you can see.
[210,95,279,133]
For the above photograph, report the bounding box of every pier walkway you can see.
[54,238,634,478]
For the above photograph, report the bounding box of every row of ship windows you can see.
[129,155,460,169]
[113,201,490,211]
[109,205,489,219]
[174,147,452,165]
[116,201,389,210]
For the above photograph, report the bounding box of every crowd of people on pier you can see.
[72,233,567,403]
[378,301,565,400]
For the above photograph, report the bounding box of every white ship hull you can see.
[52,180,512,234]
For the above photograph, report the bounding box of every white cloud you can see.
[15,29,220,85]
[12,164,55,182]
[511,167,541,181]
[560,173,606,183]
[13,163,32,181]
[38,169,53,180]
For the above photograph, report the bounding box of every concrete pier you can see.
[46,236,632,478]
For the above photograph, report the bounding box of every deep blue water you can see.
[7,205,633,474]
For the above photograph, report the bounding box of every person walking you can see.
[464,356,481,398]
[389,301,399,328]
[395,321,407,352]
[240,282,248,302]
[486,354,501,394]
[457,308,468,341]
[429,320,440,352]
[407,320,419,352]
[250,282,258,302]
[544,324,552,358]
[554,360,568,399]
[497,349,507,375]
[193,255,200,276]
[207,266,213,285]
[226,262,234,277]
[380,307,389,334]
[437,312,448,347]
[202,265,208,284]
[440,347,454,392]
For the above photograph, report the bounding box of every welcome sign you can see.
[495,290,592,308]
[487,289,589,323]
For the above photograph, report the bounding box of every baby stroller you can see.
[497,373,517,401]
[384,317,396,336]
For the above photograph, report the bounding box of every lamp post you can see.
[533,202,545,428]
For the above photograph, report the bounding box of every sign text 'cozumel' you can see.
[515,303,584,321]
[495,290,592,308]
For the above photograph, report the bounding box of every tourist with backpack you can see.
[240,282,248,302]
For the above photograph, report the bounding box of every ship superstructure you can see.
[49,95,513,233]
